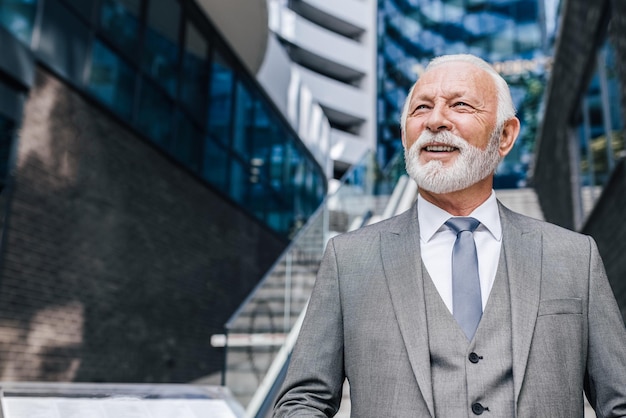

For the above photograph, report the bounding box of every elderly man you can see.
[273,54,626,417]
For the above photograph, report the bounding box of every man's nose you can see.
[425,105,452,132]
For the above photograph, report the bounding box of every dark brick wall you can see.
[0,68,287,383]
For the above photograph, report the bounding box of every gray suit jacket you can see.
[273,202,626,417]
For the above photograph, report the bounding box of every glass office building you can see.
[377,0,559,188]
[0,0,326,238]
[0,0,330,384]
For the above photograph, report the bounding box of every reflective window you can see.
[202,137,228,193]
[99,0,141,59]
[181,21,208,123]
[207,51,235,146]
[38,0,89,81]
[229,157,248,205]
[1,0,327,237]
[0,0,38,45]
[143,0,180,97]
[0,113,15,192]
[173,112,202,172]
[232,81,253,159]
[87,40,135,120]
[64,0,95,21]
[137,78,175,149]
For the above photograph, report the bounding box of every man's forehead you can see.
[413,63,495,98]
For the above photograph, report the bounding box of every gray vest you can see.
[423,250,515,417]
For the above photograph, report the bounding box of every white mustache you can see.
[413,131,469,151]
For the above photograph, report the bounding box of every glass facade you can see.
[0,0,327,238]
[377,0,560,188]
[0,113,14,193]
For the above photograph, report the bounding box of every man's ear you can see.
[401,129,407,148]
[498,117,520,157]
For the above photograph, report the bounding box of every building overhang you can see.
[197,0,269,74]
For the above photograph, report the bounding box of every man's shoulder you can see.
[499,203,590,242]
[330,207,414,243]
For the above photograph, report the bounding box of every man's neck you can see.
[418,179,493,216]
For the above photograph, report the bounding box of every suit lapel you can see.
[380,205,435,417]
[499,204,542,406]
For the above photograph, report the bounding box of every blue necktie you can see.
[446,217,482,340]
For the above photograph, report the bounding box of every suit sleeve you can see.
[584,236,626,417]
[273,238,345,417]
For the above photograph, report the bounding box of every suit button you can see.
[472,402,485,415]
[469,352,480,363]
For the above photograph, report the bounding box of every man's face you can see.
[403,61,499,159]
[402,62,506,193]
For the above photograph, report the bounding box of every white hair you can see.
[400,54,516,133]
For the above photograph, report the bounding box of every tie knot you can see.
[445,217,480,235]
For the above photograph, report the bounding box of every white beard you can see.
[404,129,502,194]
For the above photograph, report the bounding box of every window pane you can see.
[137,78,174,149]
[230,158,248,205]
[143,0,180,97]
[207,51,234,146]
[173,112,202,172]
[0,114,15,192]
[270,143,285,190]
[232,82,253,158]
[181,21,208,122]
[202,137,228,192]
[99,0,141,59]
[38,0,89,81]
[87,40,135,120]
[0,0,37,45]
[64,0,95,21]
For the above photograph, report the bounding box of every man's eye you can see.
[453,102,470,107]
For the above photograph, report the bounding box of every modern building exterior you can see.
[0,0,326,383]
[377,0,560,188]
[533,0,626,317]
[257,0,378,180]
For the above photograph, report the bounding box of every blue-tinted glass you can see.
[87,40,135,120]
[38,0,89,81]
[0,0,37,44]
[143,0,180,97]
[64,0,95,21]
[270,144,285,190]
[181,21,208,123]
[207,51,234,146]
[0,114,15,192]
[202,137,228,192]
[266,206,289,236]
[137,78,174,149]
[174,112,202,172]
[250,102,279,184]
[99,0,140,59]
[232,82,253,158]
[249,181,267,221]
[229,157,248,205]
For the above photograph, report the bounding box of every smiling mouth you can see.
[423,145,458,152]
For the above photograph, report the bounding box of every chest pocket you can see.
[538,298,582,316]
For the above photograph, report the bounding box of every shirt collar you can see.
[417,191,502,242]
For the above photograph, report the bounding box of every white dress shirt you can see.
[418,191,502,313]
